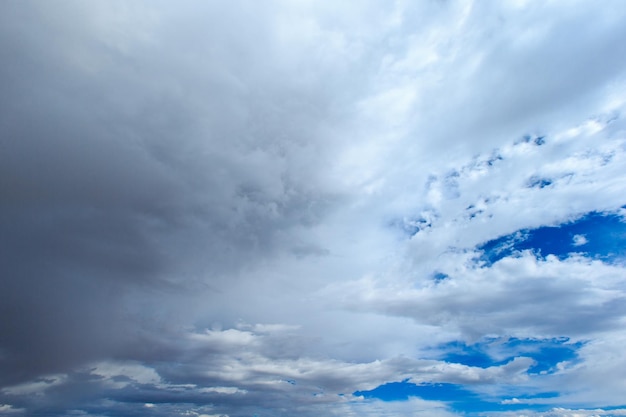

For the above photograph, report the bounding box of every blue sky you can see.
[479,211,626,266]
[2,1,626,416]
[355,337,584,414]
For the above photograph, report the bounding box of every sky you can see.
[1,1,626,416]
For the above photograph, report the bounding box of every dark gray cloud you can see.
[0,0,346,389]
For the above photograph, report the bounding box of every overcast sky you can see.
[2,1,626,416]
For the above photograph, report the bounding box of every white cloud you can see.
[330,397,461,417]
[1,374,67,396]
[572,235,588,246]
[485,409,626,417]
[89,361,162,387]
[0,404,24,414]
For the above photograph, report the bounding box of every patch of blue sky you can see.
[389,211,438,237]
[432,271,449,283]
[354,381,479,405]
[503,338,584,374]
[353,381,552,413]
[354,338,583,413]
[435,339,507,368]
[427,337,583,374]
[517,134,546,146]
[527,176,553,188]
[477,210,626,266]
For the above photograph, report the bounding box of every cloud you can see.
[0,404,24,414]
[328,254,626,339]
[2,0,626,415]
[0,325,540,416]
[485,409,626,417]
[572,235,588,247]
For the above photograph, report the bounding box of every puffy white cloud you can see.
[572,235,588,247]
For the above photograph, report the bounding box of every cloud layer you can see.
[2,1,626,416]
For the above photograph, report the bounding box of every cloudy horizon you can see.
[2,1,626,416]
